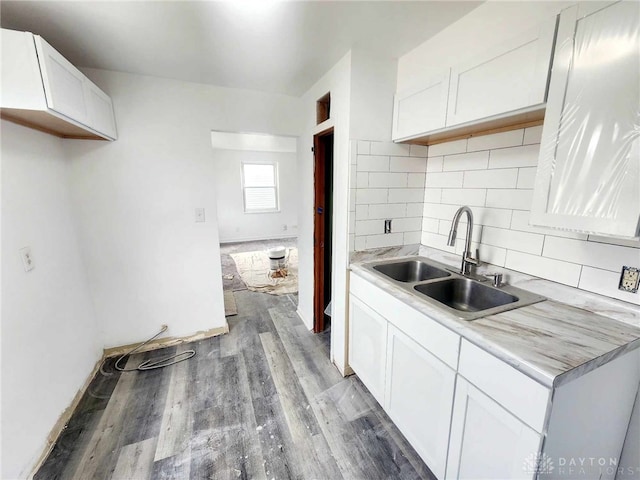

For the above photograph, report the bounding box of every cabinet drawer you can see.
[458,340,550,432]
[350,273,459,369]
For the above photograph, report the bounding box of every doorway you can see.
[313,128,334,336]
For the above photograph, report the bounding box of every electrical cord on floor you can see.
[114,325,196,371]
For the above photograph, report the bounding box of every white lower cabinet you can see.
[348,295,388,405]
[385,325,455,480]
[446,377,541,480]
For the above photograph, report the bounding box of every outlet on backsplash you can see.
[384,219,392,234]
[619,266,640,293]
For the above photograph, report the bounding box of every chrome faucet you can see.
[447,206,480,275]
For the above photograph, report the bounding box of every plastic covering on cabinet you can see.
[535,1,640,236]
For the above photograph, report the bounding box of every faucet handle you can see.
[484,273,503,287]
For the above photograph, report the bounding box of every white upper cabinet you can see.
[391,15,557,142]
[0,28,117,140]
[392,70,450,141]
[446,18,556,127]
[531,2,640,238]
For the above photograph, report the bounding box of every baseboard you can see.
[28,356,103,479]
[103,323,230,358]
[28,322,230,478]
[295,307,313,330]
[220,234,297,244]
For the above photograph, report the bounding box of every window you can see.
[242,162,279,213]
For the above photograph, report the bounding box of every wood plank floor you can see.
[35,290,436,480]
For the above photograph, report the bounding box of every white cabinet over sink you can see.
[391,15,557,144]
[1,28,117,140]
[531,2,640,238]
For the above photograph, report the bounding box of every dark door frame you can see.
[313,127,334,334]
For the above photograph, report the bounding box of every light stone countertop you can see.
[349,247,640,389]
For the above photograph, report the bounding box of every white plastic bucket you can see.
[267,246,287,270]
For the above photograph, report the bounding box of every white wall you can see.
[213,149,298,243]
[422,127,640,305]
[297,52,352,374]
[396,1,573,93]
[1,121,102,479]
[65,68,303,348]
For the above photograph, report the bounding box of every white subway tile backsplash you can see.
[422,217,440,233]
[394,217,422,233]
[479,244,507,267]
[423,188,442,204]
[355,236,366,251]
[438,220,482,243]
[443,151,489,171]
[410,144,429,157]
[368,203,407,219]
[368,172,408,188]
[488,145,539,169]
[505,251,582,287]
[406,203,425,217]
[510,210,588,240]
[427,171,464,188]
[388,188,425,203]
[357,140,371,155]
[516,167,537,189]
[357,155,389,172]
[390,156,427,173]
[485,189,533,211]
[404,231,422,245]
[543,237,640,273]
[366,232,404,249]
[482,226,544,255]
[423,202,461,220]
[408,173,426,188]
[350,165,357,188]
[473,207,512,228]
[463,169,518,189]
[428,139,467,157]
[441,188,486,207]
[523,125,543,145]
[467,129,524,152]
[426,156,444,172]
[356,172,368,188]
[349,191,356,211]
[421,231,456,253]
[579,267,640,306]
[356,219,385,235]
[355,204,368,220]
[587,235,640,249]
[356,188,387,204]
[370,142,411,157]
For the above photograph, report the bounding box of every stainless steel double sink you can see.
[363,256,545,321]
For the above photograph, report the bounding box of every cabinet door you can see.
[446,377,541,480]
[531,2,640,237]
[392,70,450,141]
[34,36,90,125]
[86,81,117,139]
[385,324,456,479]
[348,295,388,405]
[446,17,556,127]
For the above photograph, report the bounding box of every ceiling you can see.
[1,1,481,96]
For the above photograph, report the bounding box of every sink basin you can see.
[414,278,518,312]
[373,260,450,283]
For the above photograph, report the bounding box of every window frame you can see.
[241,160,280,214]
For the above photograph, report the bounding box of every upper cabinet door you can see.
[34,36,90,125]
[392,70,450,141]
[446,17,557,127]
[531,2,640,238]
[86,81,117,139]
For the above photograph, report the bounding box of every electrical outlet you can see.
[619,266,639,293]
[19,246,34,272]
[195,208,205,223]
[384,219,392,234]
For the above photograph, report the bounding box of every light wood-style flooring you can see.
[35,290,435,480]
